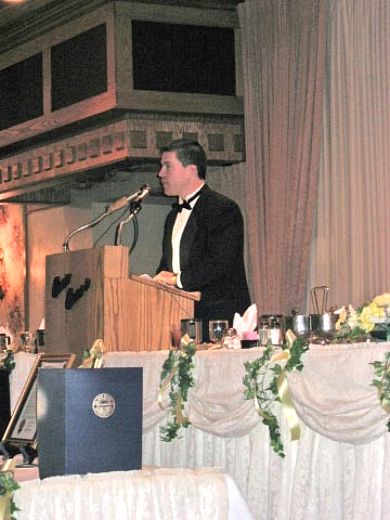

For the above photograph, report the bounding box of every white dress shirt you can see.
[171,184,204,287]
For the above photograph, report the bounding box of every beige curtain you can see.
[308,0,390,310]
[238,0,326,315]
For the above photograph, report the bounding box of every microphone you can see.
[63,184,152,251]
[106,184,151,214]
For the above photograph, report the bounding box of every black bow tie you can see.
[172,189,203,212]
[173,200,192,212]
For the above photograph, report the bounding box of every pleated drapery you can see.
[238,0,326,315]
[238,0,390,312]
[307,0,390,308]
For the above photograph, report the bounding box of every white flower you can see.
[334,304,358,330]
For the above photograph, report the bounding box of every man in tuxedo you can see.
[153,139,250,330]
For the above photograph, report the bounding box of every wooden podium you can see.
[45,246,200,359]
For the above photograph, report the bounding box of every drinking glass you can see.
[208,320,229,343]
[20,331,35,353]
[0,333,11,353]
[181,319,203,344]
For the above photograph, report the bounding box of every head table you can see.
[8,341,390,520]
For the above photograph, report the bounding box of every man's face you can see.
[158,151,194,197]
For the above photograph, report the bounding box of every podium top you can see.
[130,274,201,301]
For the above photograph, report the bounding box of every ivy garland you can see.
[157,334,390,456]
[243,338,309,458]
[0,470,20,520]
[371,351,390,431]
[159,341,197,442]
[0,350,15,374]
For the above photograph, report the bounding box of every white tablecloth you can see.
[9,342,390,520]
[13,467,253,520]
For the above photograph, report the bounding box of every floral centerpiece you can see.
[335,292,390,341]
[333,292,390,432]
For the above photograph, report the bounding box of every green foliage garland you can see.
[371,351,390,431]
[157,331,389,455]
[0,471,20,520]
[159,341,197,442]
[243,338,309,457]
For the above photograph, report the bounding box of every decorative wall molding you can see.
[0,117,244,200]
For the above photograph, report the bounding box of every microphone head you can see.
[106,185,153,214]
[137,184,152,200]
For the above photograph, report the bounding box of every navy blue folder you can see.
[37,367,143,479]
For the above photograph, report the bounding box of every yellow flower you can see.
[372,293,390,307]
[359,309,375,332]
[358,302,385,332]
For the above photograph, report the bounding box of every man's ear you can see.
[189,164,199,179]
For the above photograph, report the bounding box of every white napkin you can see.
[233,304,258,340]
[38,318,45,330]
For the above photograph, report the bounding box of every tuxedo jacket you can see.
[157,185,251,323]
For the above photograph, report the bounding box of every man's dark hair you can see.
[160,139,207,179]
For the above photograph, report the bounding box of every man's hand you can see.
[153,271,177,286]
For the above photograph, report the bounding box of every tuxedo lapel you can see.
[179,186,209,269]
[163,211,176,271]
[179,215,197,269]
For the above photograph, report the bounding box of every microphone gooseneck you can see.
[114,184,151,246]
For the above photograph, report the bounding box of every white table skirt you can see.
[8,342,390,520]
[13,467,254,520]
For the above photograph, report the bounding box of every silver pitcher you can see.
[309,286,337,339]
[290,314,310,337]
[309,313,338,336]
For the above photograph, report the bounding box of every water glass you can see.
[208,320,229,343]
[0,333,11,352]
[181,319,203,344]
[20,331,35,353]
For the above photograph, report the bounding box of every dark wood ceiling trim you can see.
[0,116,244,199]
